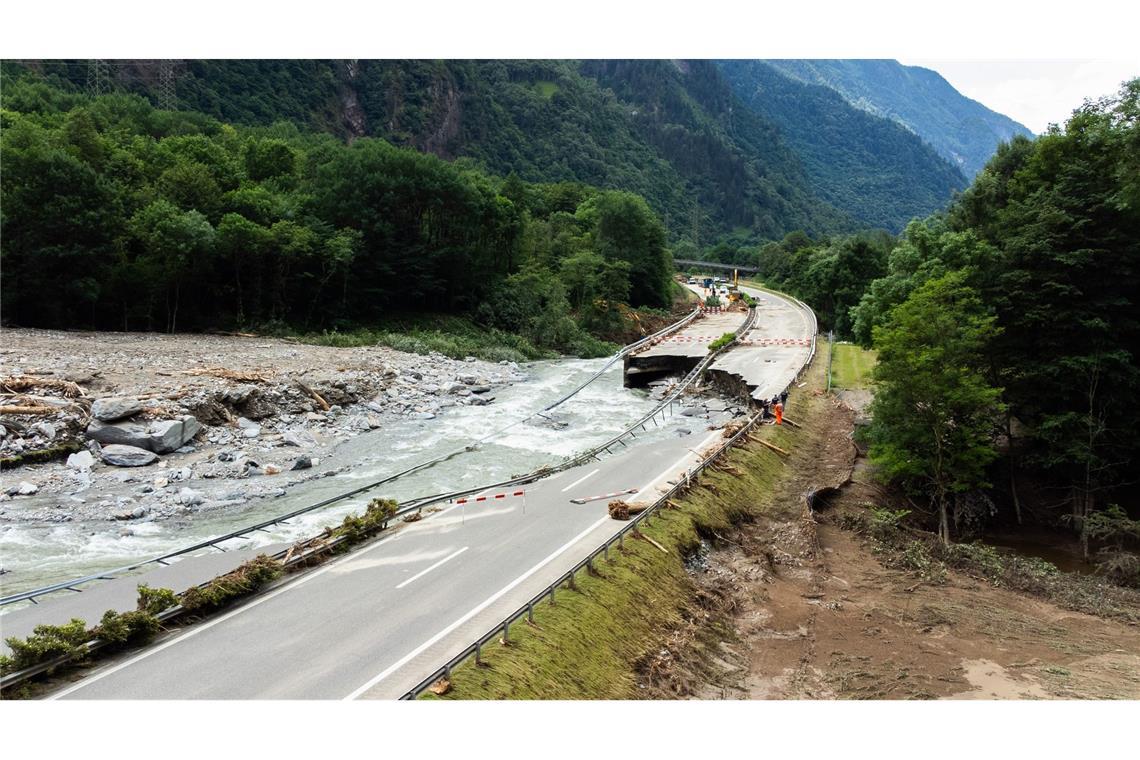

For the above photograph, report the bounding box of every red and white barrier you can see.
[455,490,525,505]
[662,335,715,343]
[569,488,638,505]
[736,337,812,347]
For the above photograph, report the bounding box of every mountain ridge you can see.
[761,59,1034,176]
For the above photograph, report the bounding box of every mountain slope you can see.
[764,59,1034,176]
[717,60,968,232]
[10,59,984,239]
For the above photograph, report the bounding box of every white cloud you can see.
[902,59,1140,134]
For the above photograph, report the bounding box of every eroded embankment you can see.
[425,347,840,699]
[429,347,1140,700]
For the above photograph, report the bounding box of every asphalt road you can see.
[34,289,814,699]
[50,411,733,699]
[709,284,815,401]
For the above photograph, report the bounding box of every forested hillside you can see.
[0,70,675,356]
[763,59,1034,176]
[717,60,968,232]
[755,80,1140,575]
[8,59,996,240]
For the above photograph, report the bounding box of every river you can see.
[0,357,704,596]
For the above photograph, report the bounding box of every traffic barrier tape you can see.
[455,490,526,505]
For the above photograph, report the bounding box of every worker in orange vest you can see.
[774,402,783,425]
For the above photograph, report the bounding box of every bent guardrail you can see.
[1,307,704,608]
[399,408,766,699]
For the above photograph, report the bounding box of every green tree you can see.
[867,271,1004,545]
[129,200,216,332]
[576,190,670,308]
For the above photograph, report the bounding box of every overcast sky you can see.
[902,59,1139,134]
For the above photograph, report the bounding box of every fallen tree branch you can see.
[641,534,669,553]
[293,378,330,411]
[0,405,60,416]
[0,377,84,398]
[757,439,790,457]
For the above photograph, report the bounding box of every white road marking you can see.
[344,515,610,700]
[47,528,404,700]
[560,467,599,493]
[395,547,468,589]
[634,430,722,499]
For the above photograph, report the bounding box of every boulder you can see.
[91,397,144,422]
[66,450,96,470]
[282,429,316,448]
[290,455,312,471]
[31,421,57,439]
[236,417,261,439]
[457,373,478,385]
[86,416,201,454]
[178,487,205,506]
[87,419,152,449]
[11,481,38,496]
[148,417,202,453]
[99,444,158,467]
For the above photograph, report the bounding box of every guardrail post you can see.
[502,620,510,645]
[475,642,482,665]
[567,570,577,592]
[528,601,535,623]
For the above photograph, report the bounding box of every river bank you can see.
[0,328,711,596]
[0,328,526,526]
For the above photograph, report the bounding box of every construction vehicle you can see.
[725,268,744,304]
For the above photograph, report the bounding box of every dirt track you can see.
[685,393,1140,700]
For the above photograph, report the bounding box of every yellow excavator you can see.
[726,269,743,304]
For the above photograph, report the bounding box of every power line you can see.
[86,59,112,97]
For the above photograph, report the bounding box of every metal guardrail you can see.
[0,308,728,692]
[0,300,810,694]
[1,308,704,608]
[399,407,767,699]
[399,300,816,700]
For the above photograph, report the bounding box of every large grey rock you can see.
[178,487,205,506]
[91,397,144,422]
[87,419,151,449]
[147,417,202,453]
[282,429,316,448]
[88,416,200,454]
[99,444,158,467]
[66,450,95,470]
[31,421,57,439]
